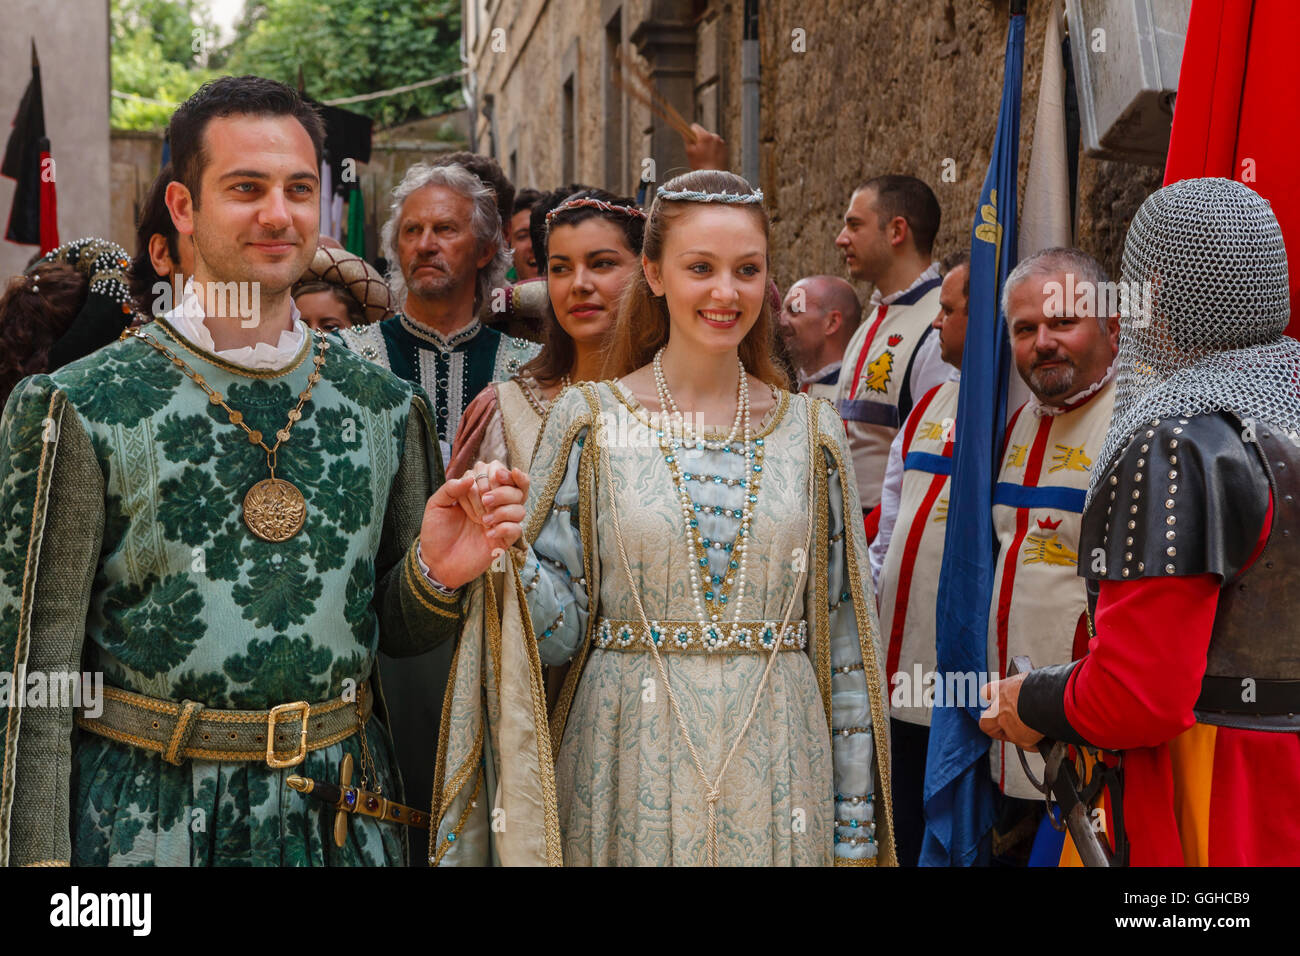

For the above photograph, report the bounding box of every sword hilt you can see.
[1005,655,1113,866]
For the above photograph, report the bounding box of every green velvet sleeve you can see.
[373,394,465,658]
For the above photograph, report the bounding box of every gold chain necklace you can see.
[126,327,328,543]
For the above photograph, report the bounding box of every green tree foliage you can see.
[110,0,219,130]
[223,0,464,126]
[110,0,463,131]
[112,0,216,66]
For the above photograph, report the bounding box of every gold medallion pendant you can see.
[127,325,329,546]
[243,477,308,542]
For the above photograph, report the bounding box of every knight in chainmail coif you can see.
[981,177,1300,866]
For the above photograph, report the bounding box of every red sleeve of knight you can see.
[1063,494,1275,749]
[1062,574,1218,749]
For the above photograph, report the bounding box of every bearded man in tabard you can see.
[983,247,1118,863]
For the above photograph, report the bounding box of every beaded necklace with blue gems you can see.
[651,347,764,650]
[600,369,814,863]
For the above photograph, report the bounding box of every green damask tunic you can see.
[0,317,464,867]
[338,314,540,460]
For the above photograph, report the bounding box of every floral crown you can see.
[545,197,647,230]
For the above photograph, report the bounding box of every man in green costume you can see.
[0,75,527,866]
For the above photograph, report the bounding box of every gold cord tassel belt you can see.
[75,681,372,767]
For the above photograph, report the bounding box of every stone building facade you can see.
[463,0,1166,294]
[0,0,111,279]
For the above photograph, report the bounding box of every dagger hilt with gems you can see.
[287,753,430,847]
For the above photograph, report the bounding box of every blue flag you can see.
[920,9,1025,867]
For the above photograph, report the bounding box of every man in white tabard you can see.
[833,175,949,543]
[871,251,968,865]
[985,247,1118,864]
[776,275,862,401]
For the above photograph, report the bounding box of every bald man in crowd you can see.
[777,275,863,400]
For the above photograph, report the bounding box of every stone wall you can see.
[109,131,166,256]
[465,0,750,199]
[760,0,1163,294]
[467,0,1167,295]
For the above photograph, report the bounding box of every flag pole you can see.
[921,0,1027,867]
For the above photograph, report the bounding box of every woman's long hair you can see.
[601,169,789,390]
[0,264,88,408]
[521,188,645,387]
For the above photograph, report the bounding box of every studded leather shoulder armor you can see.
[1079,412,1269,583]
[1079,412,1300,730]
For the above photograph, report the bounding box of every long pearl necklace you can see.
[599,363,811,863]
[545,373,572,413]
[653,349,744,450]
[651,348,764,645]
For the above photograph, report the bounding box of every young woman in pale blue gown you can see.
[437,169,896,867]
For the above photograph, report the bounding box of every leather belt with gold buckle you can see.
[75,681,372,766]
[266,701,311,768]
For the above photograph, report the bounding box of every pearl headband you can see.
[655,187,764,204]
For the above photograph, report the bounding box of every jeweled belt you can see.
[594,618,808,654]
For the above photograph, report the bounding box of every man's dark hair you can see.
[128,164,179,313]
[431,152,515,230]
[858,174,941,257]
[167,75,325,208]
[529,183,592,276]
[513,187,543,218]
[940,249,970,298]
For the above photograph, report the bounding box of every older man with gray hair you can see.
[981,245,1119,864]
[338,163,538,865]
[340,162,539,464]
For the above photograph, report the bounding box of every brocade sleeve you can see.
[813,399,895,865]
[824,445,881,861]
[512,387,597,668]
[0,378,104,867]
[518,434,590,667]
